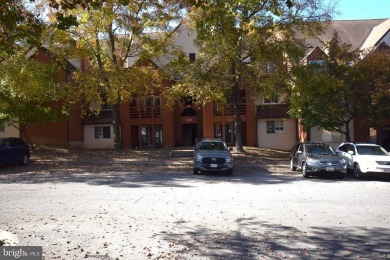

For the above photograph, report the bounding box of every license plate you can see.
[326,167,334,172]
[210,164,218,168]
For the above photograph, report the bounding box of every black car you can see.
[290,142,347,179]
[0,137,30,166]
[193,139,233,175]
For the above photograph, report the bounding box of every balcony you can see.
[130,106,162,119]
[213,103,246,116]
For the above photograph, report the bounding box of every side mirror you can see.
[297,150,303,154]
[347,150,354,155]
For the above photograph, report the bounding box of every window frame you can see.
[266,120,284,134]
[94,126,111,139]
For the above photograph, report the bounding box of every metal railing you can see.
[130,106,162,119]
[213,103,246,116]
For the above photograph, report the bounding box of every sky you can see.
[331,0,390,20]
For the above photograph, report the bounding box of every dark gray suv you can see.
[0,137,30,166]
[193,139,233,175]
[290,142,347,179]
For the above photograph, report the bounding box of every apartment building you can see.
[15,18,390,150]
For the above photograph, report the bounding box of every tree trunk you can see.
[345,121,351,142]
[19,125,34,151]
[232,84,244,153]
[112,101,123,150]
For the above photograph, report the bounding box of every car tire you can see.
[193,168,200,175]
[353,163,362,179]
[20,154,29,166]
[226,169,233,175]
[302,163,310,178]
[290,159,297,171]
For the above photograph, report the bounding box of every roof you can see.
[302,19,389,54]
[83,110,113,125]
[257,104,289,119]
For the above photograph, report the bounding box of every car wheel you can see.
[302,163,310,178]
[353,163,362,179]
[226,169,233,175]
[193,168,200,175]
[290,158,297,171]
[20,154,29,166]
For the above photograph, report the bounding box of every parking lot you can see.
[1,146,389,259]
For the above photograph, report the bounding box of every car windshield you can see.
[199,141,227,151]
[306,144,336,155]
[356,145,389,156]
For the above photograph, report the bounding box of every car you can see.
[0,137,30,167]
[336,142,390,179]
[193,138,233,175]
[290,142,347,179]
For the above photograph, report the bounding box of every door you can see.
[182,124,197,146]
[379,128,390,151]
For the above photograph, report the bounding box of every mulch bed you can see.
[0,145,291,177]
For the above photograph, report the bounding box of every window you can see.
[214,123,235,143]
[369,127,377,144]
[141,125,163,147]
[0,123,4,132]
[155,125,163,147]
[101,102,112,110]
[266,120,283,134]
[225,124,235,143]
[215,124,222,139]
[95,126,111,139]
[308,60,325,66]
[263,92,279,104]
[189,53,196,62]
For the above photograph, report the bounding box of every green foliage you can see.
[0,54,68,134]
[350,47,390,122]
[169,0,334,151]
[289,63,351,133]
[288,35,390,141]
[44,0,185,148]
[0,0,44,60]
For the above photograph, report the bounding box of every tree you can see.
[0,53,68,146]
[289,35,390,142]
[168,0,334,153]
[288,62,354,141]
[350,46,390,124]
[0,1,69,146]
[0,0,43,61]
[44,0,185,149]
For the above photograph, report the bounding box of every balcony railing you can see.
[130,106,162,119]
[213,103,246,116]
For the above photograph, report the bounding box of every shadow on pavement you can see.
[157,217,390,259]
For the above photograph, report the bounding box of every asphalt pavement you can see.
[0,148,389,259]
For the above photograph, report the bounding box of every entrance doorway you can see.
[182,124,197,146]
[379,128,390,151]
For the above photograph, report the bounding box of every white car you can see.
[336,143,390,178]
